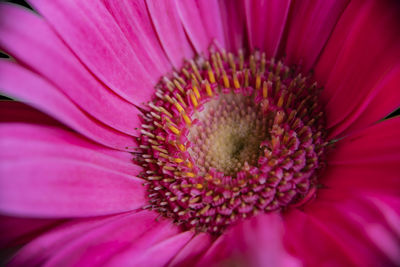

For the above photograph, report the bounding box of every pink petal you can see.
[303,196,398,266]
[0,61,136,150]
[13,210,180,267]
[244,0,291,58]
[168,233,213,266]
[101,0,172,75]
[196,0,226,49]
[322,117,400,194]
[197,214,300,266]
[0,3,144,134]
[29,0,157,105]
[0,123,140,176]
[174,0,210,54]
[284,209,359,266]
[105,231,193,266]
[0,155,146,217]
[328,64,400,138]
[314,0,400,134]
[145,0,194,68]
[0,216,62,249]
[218,0,246,52]
[284,0,349,71]
[0,101,64,127]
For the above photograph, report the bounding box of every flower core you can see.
[136,48,327,234]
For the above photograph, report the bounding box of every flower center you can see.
[136,48,327,234]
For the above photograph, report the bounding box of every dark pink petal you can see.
[0,61,136,150]
[328,64,400,138]
[0,216,62,249]
[174,0,210,54]
[29,0,157,105]
[196,0,226,49]
[101,0,172,76]
[105,231,193,266]
[146,0,194,68]
[303,194,399,266]
[314,0,400,135]
[244,0,291,58]
[0,101,64,127]
[0,157,146,217]
[0,4,144,134]
[168,233,213,266]
[197,214,300,266]
[218,0,246,52]
[284,0,349,71]
[12,210,181,267]
[323,117,400,194]
[284,209,360,266]
[0,123,140,176]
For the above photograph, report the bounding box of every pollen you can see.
[135,47,327,235]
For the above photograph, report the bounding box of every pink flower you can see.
[0,0,399,266]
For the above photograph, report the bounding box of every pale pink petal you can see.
[197,214,300,267]
[244,0,291,58]
[0,101,64,127]
[145,0,194,68]
[284,209,359,266]
[0,61,136,150]
[314,0,400,133]
[0,3,144,134]
[174,0,210,54]
[284,0,349,71]
[218,0,246,52]
[29,0,157,105]
[101,0,172,75]
[0,123,140,176]
[196,0,226,49]
[168,233,213,266]
[328,64,400,138]
[323,117,400,194]
[105,231,193,266]
[0,157,146,217]
[0,216,62,249]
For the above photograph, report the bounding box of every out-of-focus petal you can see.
[244,0,291,58]
[284,0,349,71]
[0,61,137,150]
[196,0,226,49]
[145,0,194,68]
[218,0,246,52]
[0,3,145,134]
[28,0,157,105]
[323,117,400,195]
[314,0,400,136]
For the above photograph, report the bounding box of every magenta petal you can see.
[106,231,193,266]
[146,0,194,68]
[323,117,400,194]
[0,149,146,217]
[284,0,349,71]
[0,101,64,127]
[0,123,141,176]
[168,233,213,266]
[0,3,145,135]
[315,0,400,132]
[244,0,291,58]
[196,0,226,49]
[197,214,300,266]
[218,0,246,52]
[28,0,157,105]
[0,61,136,150]
[328,64,400,138]
[102,0,172,76]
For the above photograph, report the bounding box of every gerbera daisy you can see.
[0,0,399,266]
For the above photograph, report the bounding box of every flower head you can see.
[0,0,399,266]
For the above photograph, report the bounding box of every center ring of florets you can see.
[135,48,327,234]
